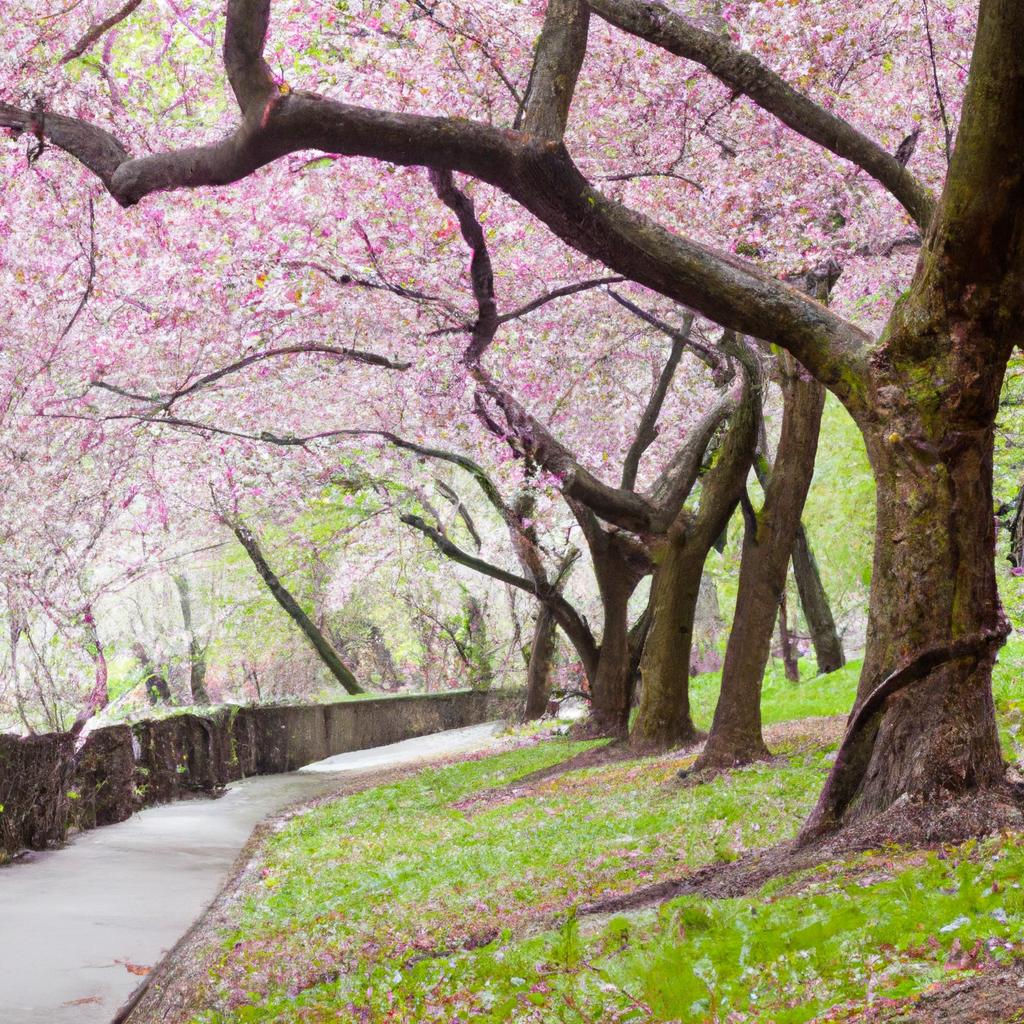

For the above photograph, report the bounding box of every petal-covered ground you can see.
[139,651,1024,1024]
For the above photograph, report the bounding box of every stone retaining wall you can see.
[0,688,520,863]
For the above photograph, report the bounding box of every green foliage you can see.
[802,394,875,615]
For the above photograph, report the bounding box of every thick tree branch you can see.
[1,0,869,407]
[645,387,737,515]
[586,0,936,229]
[521,0,589,140]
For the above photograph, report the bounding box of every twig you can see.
[60,196,97,339]
[61,0,144,64]
[921,0,953,163]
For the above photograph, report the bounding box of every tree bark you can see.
[695,353,824,771]
[230,521,365,695]
[173,574,210,704]
[791,525,845,673]
[578,534,644,738]
[803,408,1008,835]
[524,605,559,720]
[630,360,760,750]
[802,0,1024,834]
[631,540,709,749]
[778,585,801,683]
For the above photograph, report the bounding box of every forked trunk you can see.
[630,361,760,750]
[803,378,1008,837]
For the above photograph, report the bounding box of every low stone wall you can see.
[0,688,520,863]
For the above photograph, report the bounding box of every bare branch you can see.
[91,343,409,410]
[920,0,953,163]
[61,0,144,64]
[607,289,722,371]
[499,276,625,325]
[401,512,599,675]
[61,196,97,340]
[587,0,936,228]
[435,478,483,551]
[620,313,692,490]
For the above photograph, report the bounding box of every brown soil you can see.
[847,958,1024,1023]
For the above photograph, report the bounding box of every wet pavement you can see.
[0,722,503,1023]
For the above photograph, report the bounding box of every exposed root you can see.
[675,751,783,788]
[567,716,628,741]
[584,783,1024,916]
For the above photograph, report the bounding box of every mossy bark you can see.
[630,539,707,749]
[805,378,1008,833]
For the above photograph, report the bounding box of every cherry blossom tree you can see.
[2,0,1020,841]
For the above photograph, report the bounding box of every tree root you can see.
[583,781,1024,916]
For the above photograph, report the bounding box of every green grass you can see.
[690,658,862,731]
[351,836,1024,1023]
[188,658,1024,1023]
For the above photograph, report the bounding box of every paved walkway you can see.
[0,722,503,1024]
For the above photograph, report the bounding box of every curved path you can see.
[0,722,504,1024]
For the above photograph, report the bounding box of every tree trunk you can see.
[695,354,823,771]
[524,606,558,720]
[230,521,365,695]
[778,585,801,683]
[630,360,760,751]
[173,574,210,704]
[791,524,845,673]
[581,562,635,738]
[803,409,1007,836]
[630,540,707,749]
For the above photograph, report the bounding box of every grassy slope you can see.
[189,647,1024,1024]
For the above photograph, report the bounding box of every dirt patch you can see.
[895,961,1024,1023]
[836,958,1024,1023]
